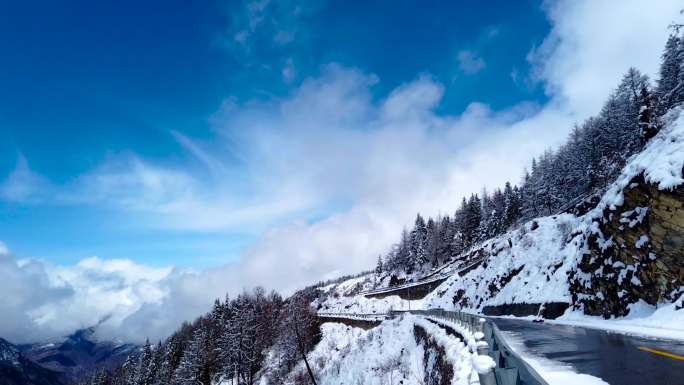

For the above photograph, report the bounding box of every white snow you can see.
[275,315,469,385]
[416,316,495,375]
[318,291,424,314]
[318,313,389,321]
[635,235,649,248]
[471,355,496,374]
[307,317,426,385]
[411,316,479,383]
[422,214,583,311]
[268,313,493,385]
[554,297,684,341]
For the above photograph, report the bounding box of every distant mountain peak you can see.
[20,326,136,384]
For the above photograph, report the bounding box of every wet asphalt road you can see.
[492,318,684,385]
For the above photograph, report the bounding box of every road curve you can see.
[492,318,684,385]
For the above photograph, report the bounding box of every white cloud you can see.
[64,155,197,211]
[0,250,75,344]
[457,50,486,75]
[1,0,682,344]
[528,0,682,118]
[0,154,52,203]
[0,246,174,344]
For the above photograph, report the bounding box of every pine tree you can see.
[502,182,520,229]
[153,340,175,385]
[639,83,659,141]
[490,187,505,235]
[120,355,138,385]
[435,215,453,263]
[425,217,439,266]
[173,328,206,385]
[395,228,411,274]
[133,340,152,385]
[463,194,481,247]
[374,255,383,280]
[657,33,683,112]
[408,214,429,273]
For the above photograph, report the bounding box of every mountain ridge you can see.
[0,337,64,385]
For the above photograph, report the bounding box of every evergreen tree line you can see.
[378,30,684,281]
[80,287,321,385]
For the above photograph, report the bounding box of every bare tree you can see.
[279,295,321,385]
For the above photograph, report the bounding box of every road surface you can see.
[493,318,684,385]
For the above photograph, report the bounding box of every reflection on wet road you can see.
[493,318,684,385]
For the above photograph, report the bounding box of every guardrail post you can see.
[478,368,496,385]
[477,318,485,334]
[475,317,496,385]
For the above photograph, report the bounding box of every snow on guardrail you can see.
[317,312,390,321]
[317,309,549,385]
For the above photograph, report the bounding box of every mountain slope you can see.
[428,108,684,323]
[570,108,684,317]
[318,108,684,336]
[0,338,64,385]
[20,328,136,383]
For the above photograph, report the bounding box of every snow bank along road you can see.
[320,311,684,385]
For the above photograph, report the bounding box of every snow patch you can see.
[555,298,684,341]
[635,235,649,249]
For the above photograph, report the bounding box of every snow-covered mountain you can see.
[0,337,64,385]
[19,327,137,384]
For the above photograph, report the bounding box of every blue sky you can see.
[0,0,550,267]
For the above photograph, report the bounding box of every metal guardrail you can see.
[318,309,548,385]
[360,273,451,296]
[359,256,487,297]
[317,312,391,322]
[408,309,549,385]
[399,309,496,385]
[486,321,549,385]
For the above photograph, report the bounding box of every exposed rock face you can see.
[571,173,684,318]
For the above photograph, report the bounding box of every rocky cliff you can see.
[571,172,684,317]
[567,109,684,318]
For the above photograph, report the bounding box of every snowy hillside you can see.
[317,108,684,339]
[424,214,581,310]
[277,314,481,385]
